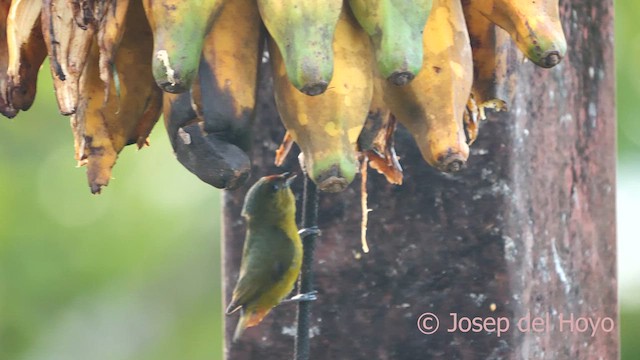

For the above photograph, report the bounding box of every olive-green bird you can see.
[226,173,304,341]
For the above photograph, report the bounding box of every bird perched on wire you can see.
[226,173,316,341]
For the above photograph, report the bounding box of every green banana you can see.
[258,0,342,96]
[142,0,226,93]
[348,0,432,86]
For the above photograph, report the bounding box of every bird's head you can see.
[241,173,297,220]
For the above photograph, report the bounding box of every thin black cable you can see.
[293,175,319,360]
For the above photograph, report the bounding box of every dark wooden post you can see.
[222,0,616,358]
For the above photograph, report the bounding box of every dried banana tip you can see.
[541,51,562,68]
[314,164,350,192]
[300,81,329,96]
[435,152,466,173]
[388,71,415,86]
[318,176,349,193]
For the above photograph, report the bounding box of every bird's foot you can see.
[282,290,318,304]
[298,227,321,238]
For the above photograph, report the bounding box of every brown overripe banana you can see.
[96,0,130,100]
[41,0,102,115]
[73,0,162,193]
[6,0,47,112]
[1,1,17,118]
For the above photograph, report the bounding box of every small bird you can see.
[226,173,304,341]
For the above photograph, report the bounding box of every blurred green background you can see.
[0,2,637,359]
[0,75,224,358]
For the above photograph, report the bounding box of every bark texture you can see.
[223,1,616,358]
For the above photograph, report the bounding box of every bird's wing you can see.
[226,225,296,314]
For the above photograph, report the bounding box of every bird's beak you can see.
[284,173,297,187]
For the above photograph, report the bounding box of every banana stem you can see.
[294,175,319,360]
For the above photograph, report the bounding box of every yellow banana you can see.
[469,0,566,68]
[142,0,226,93]
[382,0,472,172]
[258,0,342,96]
[348,0,432,86]
[270,6,373,192]
[74,0,162,193]
[6,0,47,112]
[163,0,263,190]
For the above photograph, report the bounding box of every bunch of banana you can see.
[270,5,374,192]
[1,0,569,195]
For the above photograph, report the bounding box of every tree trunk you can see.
[222,0,617,358]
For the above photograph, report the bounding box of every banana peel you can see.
[73,0,162,194]
[6,0,46,112]
[357,85,402,184]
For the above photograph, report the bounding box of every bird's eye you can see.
[272,184,280,191]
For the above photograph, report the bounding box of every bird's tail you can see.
[233,312,249,342]
[232,308,270,342]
